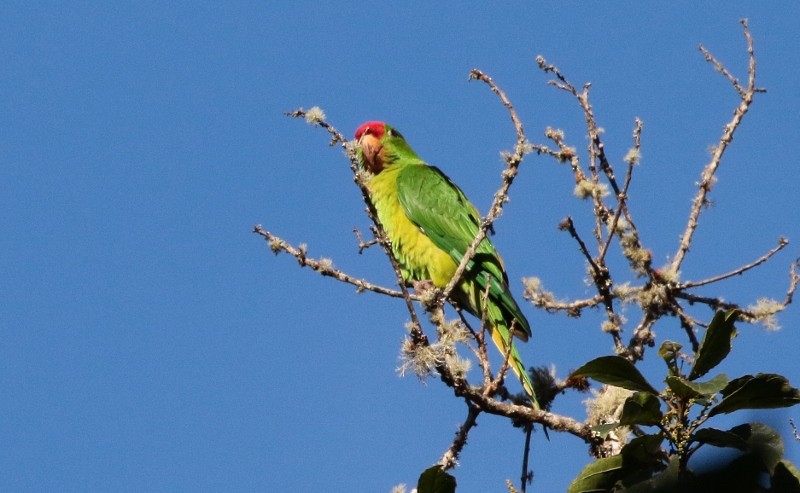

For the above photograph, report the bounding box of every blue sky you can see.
[2,3,799,492]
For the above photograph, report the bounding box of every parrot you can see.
[355,121,538,408]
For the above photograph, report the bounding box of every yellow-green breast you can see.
[368,165,457,287]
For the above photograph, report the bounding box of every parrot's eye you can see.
[387,128,404,140]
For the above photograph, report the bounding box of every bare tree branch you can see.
[439,404,481,470]
[253,225,412,298]
[671,19,764,273]
[353,227,379,253]
[679,238,789,289]
[790,418,800,443]
[599,118,642,264]
[439,69,529,303]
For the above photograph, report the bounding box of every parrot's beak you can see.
[357,133,384,174]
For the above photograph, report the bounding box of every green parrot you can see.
[355,121,538,408]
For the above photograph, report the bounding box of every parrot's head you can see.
[355,121,418,174]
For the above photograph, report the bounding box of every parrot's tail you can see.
[489,320,540,410]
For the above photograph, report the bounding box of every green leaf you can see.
[708,373,800,417]
[621,432,794,492]
[689,310,738,380]
[728,423,784,473]
[772,460,800,492]
[658,340,682,376]
[619,456,680,493]
[665,373,729,399]
[619,392,663,426]
[591,422,621,439]
[571,356,659,395]
[417,465,456,493]
[690,427,749,451]
[567,454,624,493]
[568,435,664,493]
[620,434,664,465]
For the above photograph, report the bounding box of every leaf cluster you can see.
[569,310,800,492]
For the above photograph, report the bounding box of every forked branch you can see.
[670,19,766,273]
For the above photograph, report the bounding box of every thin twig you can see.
[671,259,797,325]
[559,217,603,280]
[520,423,534,493]
[559,217,623,350]
[599,118,643,263]
[673,291,739,312]
[679,238,789,289]
[489,319,518,397]
[353,227,379,253]
[785,259,800,307]
[439,404,481,470]
[528,293,605,317]
[671,20,763,273]
[477,276,518,399]
[625,313,658,361]
[477,283,497,388]
[538,58,611,247]
[253,226,412,298]
[673,303,702,352]
[469,389,597,443]
[790,419,800,442]
[440,69,528,302]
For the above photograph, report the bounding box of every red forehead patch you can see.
[354,121,386,140]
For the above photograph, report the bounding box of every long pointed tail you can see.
[489,322,540,410]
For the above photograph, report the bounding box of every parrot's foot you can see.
[412,280,442,309]
[412,279,436,293]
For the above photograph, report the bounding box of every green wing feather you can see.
[395,164,530,339]
[396,163,538,407]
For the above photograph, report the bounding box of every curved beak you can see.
[357,133,384,174]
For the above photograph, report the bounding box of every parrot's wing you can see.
[396,165,489,264]
[396,164,530,338]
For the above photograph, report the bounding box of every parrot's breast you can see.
[368,166,457,286]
